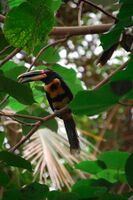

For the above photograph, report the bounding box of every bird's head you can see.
[18,69,58,84]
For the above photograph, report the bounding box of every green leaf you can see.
[100,26,122,50]
[8,97,27,111]
[110,80,133,96]
[51,0,62,12]
[99,193,127,200]
[0,171,10,187]
[4,0,54,53]
[0,28,14,60]
[125,153,133,188]
[0,151,32,171]
[47,191,61,200]
[97,169,125,183]
[72,180,107,199]
[3,65,27,81]
[98,151,130,171]
[48,192,79,200]
[75,160,104,174]
[70,84,119,115]
[100,0,133,50]
[21,182,49,200]
[0,73,35,105]
[8,0,26,8]
[3,189,21,200]
[70,56,133,116]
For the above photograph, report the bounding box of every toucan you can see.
[18,69,80,153]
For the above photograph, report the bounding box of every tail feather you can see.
[63,117,80,154]
[96,43,119,66]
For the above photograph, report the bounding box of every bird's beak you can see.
[18,70,47,83]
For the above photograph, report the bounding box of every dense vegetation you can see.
[0,0,133,199]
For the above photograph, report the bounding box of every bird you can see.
[18,69,80,154]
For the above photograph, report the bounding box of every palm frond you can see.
[23,121,99,189]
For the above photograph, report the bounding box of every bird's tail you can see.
[96,43,119,66]
[63,116,80,154]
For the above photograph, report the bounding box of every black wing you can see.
[46,92,55,111]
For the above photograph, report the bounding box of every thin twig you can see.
[28,36,70,71]
[78,1,84,26]
[94,60,129,90]
[0,111,48,121]
[93,105,119,156]
[81,0,117,21]
[0,96,9,107]
[0,45,12,55]
[0,48,21,67]
[9,106,68,152]
[10,117,36,126]
[9,121,42,152]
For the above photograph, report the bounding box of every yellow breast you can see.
[44,78,65,98]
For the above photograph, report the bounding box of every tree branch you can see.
[0,48,21,68]
[93,60,129,90]
[28,36,69,71]
[81,0,117,21]
[0,14,112,35]
[0,111,49,121]
[9,106,68,152]
[50,24,112,36]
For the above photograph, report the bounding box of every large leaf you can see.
[72,179,107,199]
[2,189,21,200]
[100,0,133,50]
[4,0,54,53]
[20,182,49,200]
[0,28,14,60]
[75,160,104,174]
[47,192,79,200]
[70,56,133,116]
[8,0,26,8]
[96,169,126,183]
[98,151,130,171]
[0,171,10,187]
[0,151,32,171]
[70,83,119,115]
[0,73,35,105]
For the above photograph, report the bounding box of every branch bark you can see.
[0,14,112,36]
[93,60,129,90]
[9,106,68,152]
[50,24,112,36]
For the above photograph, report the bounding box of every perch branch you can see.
[9,106,68,152]
[94,60,129,90]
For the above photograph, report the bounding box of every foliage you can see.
[0,0,133,199]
